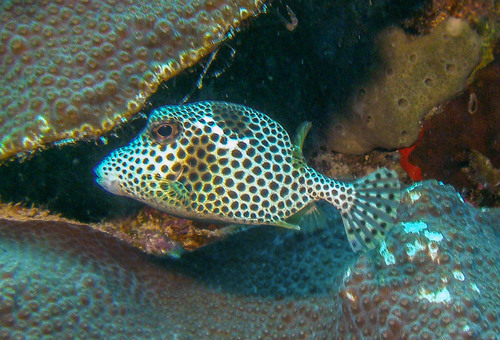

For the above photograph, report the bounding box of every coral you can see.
[336,181,500,338]
[402,0,500,86]
[0,0,265,160]
[403,0,500,33]
[0,181,498,338]
[0,218,173,338]
[0,205,351,338]
[327,18,482,154]
[408,40,500,206]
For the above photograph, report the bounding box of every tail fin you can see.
[340,168,400,252]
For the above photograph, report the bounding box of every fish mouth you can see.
[94,164,127,197]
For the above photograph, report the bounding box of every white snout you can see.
[94,163,127,197]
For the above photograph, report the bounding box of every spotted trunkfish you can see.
[95,101,400,252]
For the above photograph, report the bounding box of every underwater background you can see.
[0,0,498,338]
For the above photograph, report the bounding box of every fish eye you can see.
[157,124,172,137]
[151,121,180,144]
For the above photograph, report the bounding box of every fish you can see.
[95,101,400,252]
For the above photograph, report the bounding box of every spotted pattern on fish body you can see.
[95,101,401,252]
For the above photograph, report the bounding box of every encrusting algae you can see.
[95,101,401,252]
[95,207,248,255]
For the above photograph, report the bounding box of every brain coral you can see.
[328,18,482,154]
[0,181,498,338]
[0,0,264,160]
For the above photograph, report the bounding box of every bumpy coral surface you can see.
[336,181,499,338]
[0,0,264,160]
[328,18,482,153]
[0,181,498,338]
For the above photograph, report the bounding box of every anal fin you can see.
[271,220,301,230]
[286,202,333,233]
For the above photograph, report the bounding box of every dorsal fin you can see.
[292,121,312,162]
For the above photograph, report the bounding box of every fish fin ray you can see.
[343,215,365,253]
[292,121,312,156]
[154,174,191,206]
[287,202,332,232]
[339,168,401,252]
[271,220,301,230]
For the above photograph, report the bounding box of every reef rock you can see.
[0,181,498,338]
[407,40,500,205]
[328,18,482,154]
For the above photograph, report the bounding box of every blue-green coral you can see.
[0,181,498,338]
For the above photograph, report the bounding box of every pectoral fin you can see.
[154,174,191,207]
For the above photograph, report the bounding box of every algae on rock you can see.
[328,18,482,154]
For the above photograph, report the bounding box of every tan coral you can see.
[327,18,482,154]
[0,0,265,159]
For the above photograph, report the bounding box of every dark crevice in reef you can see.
[0,119,145,223]
[0,0,425,222]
